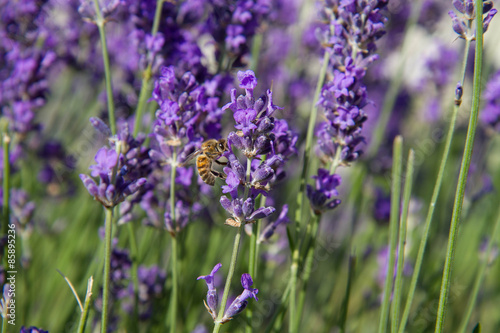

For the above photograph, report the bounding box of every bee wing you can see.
[180,148,202,167]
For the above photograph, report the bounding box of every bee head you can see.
[218,139,228,152]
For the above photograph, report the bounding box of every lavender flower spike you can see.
[80,147,147,208]
[306,168,341,215]
[259,204,290,243]
[221,273,258,323]
[197,263,222,320]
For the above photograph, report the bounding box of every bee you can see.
[182,139,228,186]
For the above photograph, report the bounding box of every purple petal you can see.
[248,206,275,220]
[220,196,233,213]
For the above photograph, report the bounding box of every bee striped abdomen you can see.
[197,155,215,186]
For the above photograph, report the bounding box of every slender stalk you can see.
[77,277,94,333]
[213,158,252,333]
[435,1,483,330]
[133,0,165,136]
[458,200,500,333]
[92,0,116,135]
[134,72,153,136]
[378,136,403,333]
[368,0,424,157]
[2,129,10,271]
[245,221,260,333]
[246,195,265,333]
[213,225,244,333]
[391,149,414,333]
[57,270,83,312]
[295,51,330,235]
[168,148,178,333]
[290,47,331,325]
[265,278,291,333]
[250,33,263,73]
[288,246,299,333]
[126,222,140,323]
[398,38,471,333]
[170,236,179,333]
[294,213,321,331]
[339,255,357,332]
[101,207,113,333]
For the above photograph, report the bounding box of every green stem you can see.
[294,213,321,331]
[246,153,267,333]
[134,71,153,136]
[368,0,424,157]
[213,226,244,333]
[213,158,252,333]
[101,207,113,333]
[246,201,264,333]
[168,148,178,333]
[151,0,163,36]
[435,2,483,331]
[378,136,403,333]
[133,0,165,136]
[92,0,116,135]
[458,200,500,333]
[265,280,291,333]
[290,49,329,329]
[391,149,415,333]
[339,255,357,332]
[398,37,471,333]
[295,51,330,235]
[170,235,179,333]
[77,277,94,333]
[250,33,263,73]
[2,129,10,271]
[57,270,83,312]
[127,222,140,325]
[288,246,299,333]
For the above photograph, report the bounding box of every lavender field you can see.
[1,0,500,332]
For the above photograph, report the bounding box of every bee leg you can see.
[213,160,227,166]
[211,170,227,180]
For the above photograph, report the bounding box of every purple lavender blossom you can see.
[307,1,389,214]
[199,0,270,68]
[259,204,290,243]
[9,189,35,229]
[198,263,222,320]
[373,188,391,224]
[220,70,296,227]
[19,327,48,333]
[306,168,341,215]
[220,196,275,228]
[93,242,132,330]
[151,66,223,164]
[82,120,153,223]
[0,0,57,137]
[37,140,76,188]
[146,66,225,233]
[417,44,458,121]
[449,0,497,39]
[122,265,166,320]
[480,70,500,131]
[314,1,388,166]
[221,273,258,323]
[80,146,147,208]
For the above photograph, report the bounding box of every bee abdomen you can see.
[197,155,215,186]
